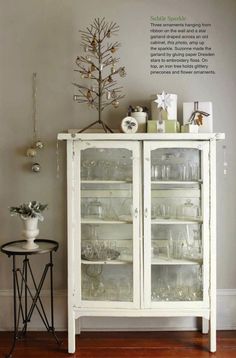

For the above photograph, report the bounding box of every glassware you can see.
[151,164,161,180]
[189,162,199,181]
[157,203,174,219]
[82,160,96,180]
[87,199,103,219]
[161,164,171,180]
[178,200,201,220]
[103,193,118,221]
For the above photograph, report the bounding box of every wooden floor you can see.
[0,331,236,357]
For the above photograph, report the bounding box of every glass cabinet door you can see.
[75,141,140,308]
[143,141,209,308]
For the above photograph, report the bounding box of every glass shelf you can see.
[151,180,202,185]
[81,180,132,184]
[151,218,203,225]
[81,259,132,265]
[81,218,132,224]
[151,258,203,265]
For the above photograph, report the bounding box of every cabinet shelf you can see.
[81,258,132,265]
[81,180,132,184]
[151,180,202,185]
[151,257,203,265]
[151,218,203,225]
[81,218,132,224]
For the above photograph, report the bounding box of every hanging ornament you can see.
[112,100,119,108]
[80,73,86,79]
[86,55,91,62]
[106,90,111,100]
[32,162,41,173]
[99,63,104,71]
[84,45,89,52]
[26,147,37,157]
[195,113,203,126]
[91,64,96,72]
[111,90,116,98]
[110,46,116,53]
[154,91,172,111]
[223,145,228,175]
[88,99,95,108]
[35,140,44,150]
[91,35,97,50]
[108,75,113,83]
[87,71,92,79]
[25,73,45,172]
[86,90,92,100]
[111,65,115,74]
[119,67,126,77]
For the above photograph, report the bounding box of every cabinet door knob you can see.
[134,208,138,218]
[144,208,148,218]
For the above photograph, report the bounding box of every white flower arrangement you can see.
[9,201,48,221]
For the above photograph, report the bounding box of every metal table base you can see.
[1,239,62,358]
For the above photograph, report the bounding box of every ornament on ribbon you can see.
[188,101,210,126]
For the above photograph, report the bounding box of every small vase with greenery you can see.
[9,201,48,250]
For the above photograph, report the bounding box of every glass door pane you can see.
[144,142,209,307]
[79,144,139,306]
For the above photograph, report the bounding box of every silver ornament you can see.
[112,100,119,108]
[32,162,41,173]
[106,91,111,100]
[119,67,126,77]
[26,148,37,158]
[111,90,116,98]
[35,140,44,149]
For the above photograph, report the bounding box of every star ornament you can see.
[154,91,172,110]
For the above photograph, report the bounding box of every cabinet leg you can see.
[202,318,209,334]
[77,317,81,335]
[68,312,76,353]
[209,314,216,352]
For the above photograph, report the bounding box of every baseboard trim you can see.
[0,289,236,331]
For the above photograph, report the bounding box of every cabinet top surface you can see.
[57,132,225,141]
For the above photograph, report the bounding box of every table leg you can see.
[6,251,61,358]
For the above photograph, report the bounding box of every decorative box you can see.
[181,124,199,133]
[151,92,177,121]
[183,101,213,133]
[147,120,180,133]
[131,112,147,133]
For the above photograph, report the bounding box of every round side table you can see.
[1,239,61,358]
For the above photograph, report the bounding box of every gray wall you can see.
[0,0,235,330]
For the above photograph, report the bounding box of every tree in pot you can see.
[9,201,48,249]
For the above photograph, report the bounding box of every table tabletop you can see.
[1,239,59,256]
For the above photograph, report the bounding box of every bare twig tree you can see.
[73,17,126,133]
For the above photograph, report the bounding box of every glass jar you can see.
[87,199,103,219]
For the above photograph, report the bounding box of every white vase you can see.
[22,217,39,250]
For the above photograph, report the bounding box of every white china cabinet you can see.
[58,132,224,353]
